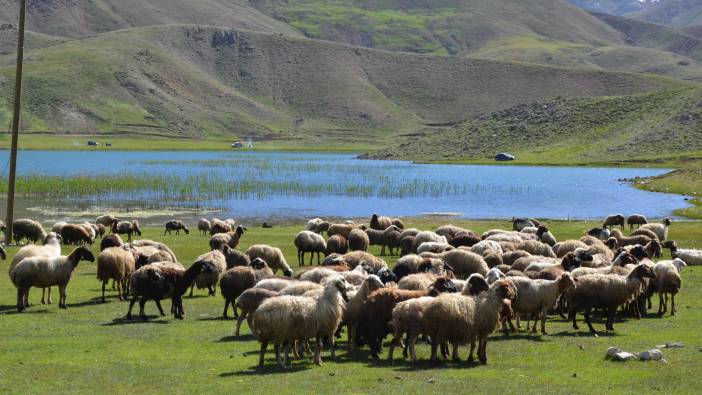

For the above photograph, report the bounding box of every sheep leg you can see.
[297,250,303,266]
[478,337,488,365]
[347,324,356,351]
[139,298,148,320]
[584,307,596,334]
[570,308,579,330]
[316,251,321,265]
[223,299,231,318]
[102,281,107,303]
[386,334,398,361]
[540,309,548,335]
[189,283,195,297]
[329,333,337,361]
[658,293,665,315]
[671,294,676,316]
[235,311,247,337]
[451,344,460,361]
[58,284,67,309]
[313,337,323,365]
[258,341,268,368]
[468,341,475,362]
[155,299,166,317]
[16,288,25,312]
[308,252,314,266]
[41,288,46,304]
[430,338,439,365]
[284,342,291,366]
[606,307,616,331]
[121,280,129,300]
[409,334,418,363]
[127,296,138,319]
[274,342,283,368]
[208,286,215,297]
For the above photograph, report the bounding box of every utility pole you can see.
[5,0,27,246]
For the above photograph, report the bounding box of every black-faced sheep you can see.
[626,214,648,229]
[12,246,95,311]
[370,214,393,230]
[111,220,142,242]
[294,231,327,265]
[164,220,189,235]
[253,278,349,367]
[603,214,625,230]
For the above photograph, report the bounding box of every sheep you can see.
[327,223,365,239]
[486,268,507,284]
[0,245,5,260]
[96,215,117,227]
[515,239,556,258]
[233,288,279,337]
[325,235,348,256]
[603,214,625,230]
[12,246,95,311]
[306,217,323,231]
[246,245,293,277]
[630,228,659,241]
[387,296,436,362]
[398,272,442,291]
[554,240,588,258]
[424,279,517,364]
[220,264,258,318]
[365,225,402,256]
[355,277,458,359]
[253,278,349,367]
[512,218,535,231]
[639,218,672,241]
[370,214,393,230]
[294,231,327,265]
[653,259,686,316]
[12,219,47,244]
[665,241,702,266]
[9,232,63,306]
[280,281,324,296]
[484,252,503,268]
[164,220,189,235]
[95,223,106,238]
[343,275,384,351]
[391,218,404,229]
[81,222,98,242]
[339,250,387,273]
[536,225,557,247]
[502,250,531,266]
[506,273,577,335]
[626,214,648,229]
[411,231,447,254]
[449,232,481,248]
[189,250,227,296]
[392,254,424,280]
[567,264,655,333]
[126,240,178,263]
[224,218,237,230]
[60,224,93,246]
[610,229,652,247]
[441,249,489,279]
[111,220,142,242]
[487,232,533,244]
[51,221,67,234]
[209,225,246,250]
[525,252,584,281]
[100,234,123,251]
[348,229,370,252]
[471,240,503,256]
[97,247,145,302]
[127,260,213,320]
[197,219,211,235]
[436,225,471,242]
[255,277,297,292]
[587,227,611,241]
[210,219,230,235]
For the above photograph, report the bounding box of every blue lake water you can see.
[0,150,688,222]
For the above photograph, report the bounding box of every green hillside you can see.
[364,86,702,164]
[0,25,677,146]
[631,0,702,27]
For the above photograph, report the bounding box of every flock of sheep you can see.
[3,212,701,368]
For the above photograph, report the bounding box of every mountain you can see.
[567,0,659,15]
[569,0,702,27]
[364,86,702,164]
[0,25,678,146]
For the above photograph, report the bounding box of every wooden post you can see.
[5,0,27,245]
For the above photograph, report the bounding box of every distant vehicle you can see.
[495,153,515,161]
[87,140,98,146]
[231,141,243,148]
[105,143,112,147]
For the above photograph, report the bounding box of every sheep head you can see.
[332,278,349,301]
[251,258,268,270]
[557,272,577,293]
[430,276,458,294]
[662,240,677,251]
[467,274,489,295]
[647,240,662,258]
[630,264,656,280]
[376,268,397,285]
[664,218,672,226]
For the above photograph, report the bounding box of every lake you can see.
[0,150,688,224]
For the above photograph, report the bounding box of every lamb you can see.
[665,241,702,266]
[95,223,106,238]
[197,219,211,235]
[567,264,655,333]
[506,273,577,335]
[164,220,189,235]
[441,249,489,279]
[12,219,47,244]
[536,225,557,247]
[603,214,625,230]
[325,235,348,256]
[127,260,213,320]
[96,215,117,227]
[12,246,95,311]
[626,214,648,229]
[365,225,401,255]
[209,225,246,250]
[343,275,384,351]
[424,279,517,364]
[252,278,349,367]
[411,231,447,254]
[233,288,279,337]
[221,259,273,318]
[189,250,227,296]
[348,229,370,252]
[387,296,436,362]
[653,259,686,316]
[370,214,393,230]
[639,218,672,241]
[517,240,556,258]
[9,232,63,306]
[246,245,293,276]
[97,247,145,302]
[111,219,142,242]
[60,224,93,245]
[210,219,231,235]
[587,227,611,241]
[327,223,365,239]
[610,229,652,247]
[100,234,123,251]
[355,277,458,359]
[294,231,327,265]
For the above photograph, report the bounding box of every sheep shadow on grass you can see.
[102,316,170,326]
[217,334,255,342]
[220,361,316,377]
[550,330,619,338]
[0,306,53,315]
[490,333,547,342]
[197,315,229,322]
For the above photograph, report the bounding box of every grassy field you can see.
[633,164,702,219]
[1,219,701,393]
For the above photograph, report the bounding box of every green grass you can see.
[632,164,702,219]
[1,219,701,393]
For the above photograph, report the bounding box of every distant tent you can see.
[495,153,515,161]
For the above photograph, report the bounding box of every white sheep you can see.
[441,249,489,279]
[411,231,447,253]
[640,218,672,241]
[506,273,577,334]
[471,240,503,256]
[294,231,326,265]
[246,244,293,276]
[387,296,435,362]
[9,232,62,306]
[653,258,686,316]
[255,278,296,292]
[252,278,348,367]
[417,242,453,255]
[669,243,702,266]
[197,218,212,235]
[97,247,141,302]
[11,246,95,311]
[279,281,323,296]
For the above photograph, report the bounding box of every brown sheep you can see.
[348,229,370,252]
[60,224,93,246]
[100,234,124,251]
[370,214,393,230]
[325,235,348,256]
